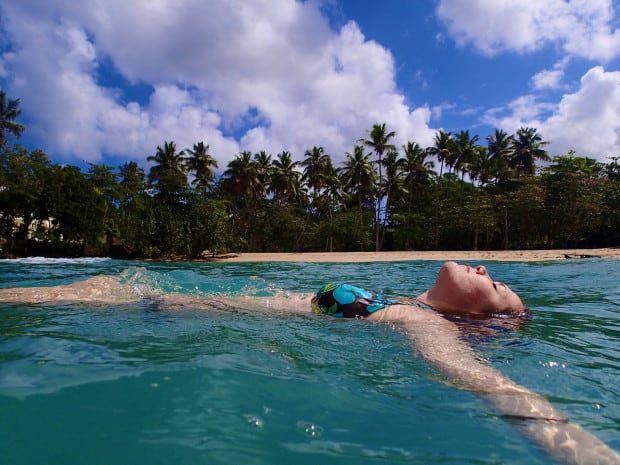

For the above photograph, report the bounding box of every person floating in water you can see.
[0,261,619,465]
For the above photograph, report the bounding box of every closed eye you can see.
[494,282,508,293]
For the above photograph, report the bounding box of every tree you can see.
[394,142,436,249]
[342,145,376,250]
[543,154,606,247]
[301,146,330,199]
[117,161,148,255]
[87,163,121,246]
[360,123,396,251]
[189,198,233,256]
[402,142,435,187]
[184,142,218,194]
[342,145,376,209]
[452,130,479,180]
[87,163,119,205]
[509,127,550,176]
[48,165,107,244]
[486,129,514,183]
[469,146,493,187]
[605,156,620,181]
[270,151,302,205]
[147,141,188,200]
[428,130,454,179]
[221,152,264,251]
[603,157,620,245]
[379,149,406,249]
[223,151,262,199]
[319,159,343,252]
[253,151,272,199]
[0,146,53,239]
[118,161,146,203]
[0,91,26,148]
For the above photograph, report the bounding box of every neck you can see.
[410,292,436,310]
[415,290,483,318]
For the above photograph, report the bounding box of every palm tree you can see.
[270,151,302,205]
[321,159,343,207]
[321,159,343,252]
[453,130,479,180]
[469,146,493,187]
[342,145,375,207]
[427,130,455,249]
[342,145,376,250]
[0,91,26,148]
[116,161,146,248]
[301,146,330,199]
[509,127,550,176]
[486,129,514,183]
[147,141,188,199]
[379,149,406,248]
[360,123,396,251]
[223,151,262,199]
[253,151,272,198]
[184,142,218,194]
[402,142,436,187]
[221,152,264,251]
[118,161,146,202]
[427,130,454,179]
[399,142,436,249]
[401,141,436,207]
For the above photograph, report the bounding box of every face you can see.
[423,261,525,317]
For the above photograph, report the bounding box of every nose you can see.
[475,265,488,276]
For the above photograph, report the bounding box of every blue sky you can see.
[2,0,620,170]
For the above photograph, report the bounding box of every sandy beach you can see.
[216,248,620,263]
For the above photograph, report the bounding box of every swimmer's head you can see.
[420,261,527,318]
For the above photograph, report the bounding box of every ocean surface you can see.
[0,257,619,465]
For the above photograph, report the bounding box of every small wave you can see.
[0,257,112,265]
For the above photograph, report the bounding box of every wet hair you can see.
[491,306,531,320]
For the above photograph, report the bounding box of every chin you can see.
[437,262,470,287]
[441,261,460,269]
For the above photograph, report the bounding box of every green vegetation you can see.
[1,91,619,258]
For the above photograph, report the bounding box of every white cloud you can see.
[530,58,571,91]
[0,0,436,167]
[542,66,620,158]
[531,69,564,91]
[437,0,620,61]
[484,66,620,161]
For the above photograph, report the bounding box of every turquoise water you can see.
[0,258,619,465]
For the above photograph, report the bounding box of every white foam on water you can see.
[0,256,112,265]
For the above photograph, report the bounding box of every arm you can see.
[369,305,620,465]
[154,293,314,315]
[0,276,140,304]
[0,277,314,314]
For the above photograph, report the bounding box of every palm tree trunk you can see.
[375,154,382,252]
[504,205,509,250]
[379,184,391,251]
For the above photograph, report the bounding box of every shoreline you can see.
[213,248,620,263]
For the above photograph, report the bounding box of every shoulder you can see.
[367,304,443,324]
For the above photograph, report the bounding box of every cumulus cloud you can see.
[484,66,620,161]
[437,0,620,61]
[0,0,436,166]
[543,66,620,158]
[531,69,564,91]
